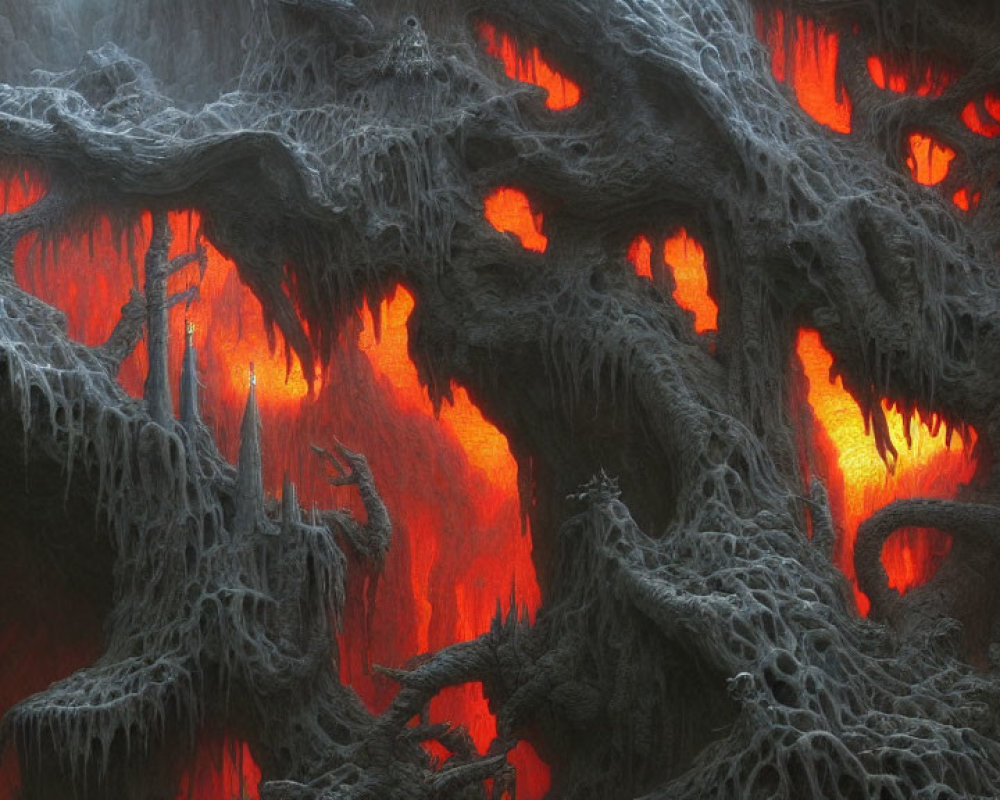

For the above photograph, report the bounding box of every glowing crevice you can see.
[796,329,975,615]
[905,133,955,187]
[756,10,852,134]
[477,22,581,110]
[627,230,718,334]
[7,193,548,798]
[867,55,951,97]
[484,188,548,253]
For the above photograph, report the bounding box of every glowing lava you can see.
[756,10,852,134]
[962,92,1000,138]
[0,167,46,214]
[477,21,581,111]
[796,329,975,614]
[867,55,951,97]
[627,229,718,334]
[4,186,548,798]
[484,187,548,253]
[905,133,956,186]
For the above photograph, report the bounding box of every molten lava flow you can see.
[905,133,956,186]
[484,188,548,253]
[174,740,261,800]
[358,286,518,488]
[866,55,951,97]
[355,286,547,793]
[962,93,1000,138]
[0,166,46,213]
[952,187,981,212]
[627,235,653,280]
[756,10,852,134]
[7,193,548,797]
[663,229,717,334]
[796,329,976,614]
[477,21,581,110]
[627,230,718,334]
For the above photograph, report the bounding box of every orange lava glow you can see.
[359,287,518,486]
[627,230,718,333]
[905,133,956,186]
[866,55,951,97]
[962,92,1000,138]
[174,740,261,800]
[796,329,976,614]
[484,187,548,253]
[0,167,46,214]
[627,235,653,280]
[663,229,717,333]
[3,179,548,798]
[477,21,581,111]
[757,10,852,134]
[952,187,981,212]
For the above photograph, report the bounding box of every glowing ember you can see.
[756,10,852,134]
[905,133,956,186]
[477,22,581,111]
[627,230,718,334]
[484,187,549,253]
[796,329,975,614]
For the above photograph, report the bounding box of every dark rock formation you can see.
[3,0,1000,797]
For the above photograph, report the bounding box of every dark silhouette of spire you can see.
[142,211,205,427]
[234,362,264,533]
[179,318,200,431]
[142,211,172,425]
[281,472,300,527]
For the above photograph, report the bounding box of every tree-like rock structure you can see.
[2,0,1000,798]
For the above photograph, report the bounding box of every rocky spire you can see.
[142,211,172,426]
[281,472,301,528]
[234,362,264,533]
[179,318,200,431]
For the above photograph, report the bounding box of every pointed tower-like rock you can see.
[143,211,173,426]
[234,362,264,534]
[179,319,200,432]
[281,471,300,527]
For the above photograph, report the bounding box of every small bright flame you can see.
[477,22,581,110]
[484,187,548,253]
